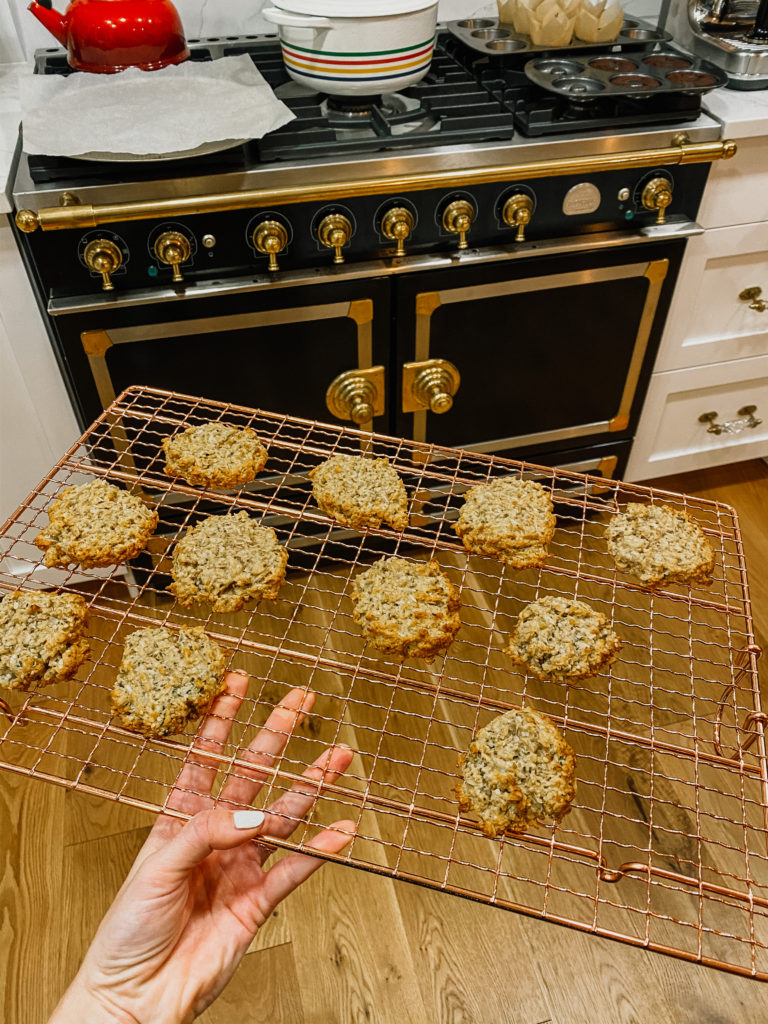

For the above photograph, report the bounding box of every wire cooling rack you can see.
[1,385,766,980]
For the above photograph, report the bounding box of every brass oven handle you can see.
[641,177,673,225]
[318,213,353,264]
[698,406,762,435]
[83,238,122,292]
[326,366,385,425]
[14,140,736,233]
[253,219,288,272]
[442,199,475,250]
[403,359,461,414]
[739,286,767,312]
[381,207,415,257]
[154,230,191,282]
[502,193,534,241]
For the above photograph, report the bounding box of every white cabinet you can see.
[626,135,768,481]
[625,354,768,478]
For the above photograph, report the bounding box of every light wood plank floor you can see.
[3,459,768,1024]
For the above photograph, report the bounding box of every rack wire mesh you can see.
[1,384,766,979]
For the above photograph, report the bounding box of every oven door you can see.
[49,277,391,431]
[394,237,685,460]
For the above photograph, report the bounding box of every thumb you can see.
[152,808,265,878]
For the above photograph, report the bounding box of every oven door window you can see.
[396,240,683,454]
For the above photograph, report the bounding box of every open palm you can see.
[51,672,355,1024]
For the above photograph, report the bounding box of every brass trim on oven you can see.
[79,300,378,425]
[409,258,669,445]
[16,140,736,233]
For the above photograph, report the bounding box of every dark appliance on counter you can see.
[664,0,768,88]
[11,33,735,484]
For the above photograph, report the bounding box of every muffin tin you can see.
[524,48,729,98]
[447,16,671,56]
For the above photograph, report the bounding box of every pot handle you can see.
[261,7,334,27]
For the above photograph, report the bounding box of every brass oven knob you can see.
[253,220,288,272]
[83,238,123,292]
[641,177,673,225]
[326,366,385,426]
[154,230,192,282]
[381,207,415,257]
[406,359,461,414]
[318,213,353,264]
[502,193,534,242]
[442,199,475,250]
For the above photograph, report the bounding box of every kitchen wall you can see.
[8,0,663,61]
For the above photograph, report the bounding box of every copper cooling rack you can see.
[1,385,766,980]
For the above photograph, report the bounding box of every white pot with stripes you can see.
[261,0,439,96]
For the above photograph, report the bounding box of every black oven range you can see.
[11,32,736,484]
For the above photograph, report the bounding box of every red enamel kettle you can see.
[28,0,190,73]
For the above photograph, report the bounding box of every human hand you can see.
[49,671,356,1024]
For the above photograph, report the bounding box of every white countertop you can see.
[1,57,767,216]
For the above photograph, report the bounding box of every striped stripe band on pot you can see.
[281,37,436,85]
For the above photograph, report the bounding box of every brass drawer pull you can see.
[698,405,762,436]
[739,286,767,313]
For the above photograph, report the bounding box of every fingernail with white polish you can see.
[233,810,265,830]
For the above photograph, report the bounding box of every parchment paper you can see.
[20,55,295,159]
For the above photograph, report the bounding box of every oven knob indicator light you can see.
[562,183,601,217]
[618,187,631,202]
[201,234,217,249]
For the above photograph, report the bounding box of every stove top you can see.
[22,32,717,189]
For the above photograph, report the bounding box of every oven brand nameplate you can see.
[562,182,602,215]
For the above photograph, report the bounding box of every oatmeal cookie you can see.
[0,590,89,691]
[169,512,288,613]
[350,556,461,662]
[163,421,268,489]
[456,707,576,836]
[309,454,409,532]
[505,595,622,683]
[111,626,226,737]
[34,479,158,569]
[454,476,556,569]
[605,503,715,587]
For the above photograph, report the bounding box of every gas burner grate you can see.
[1,385,766,981]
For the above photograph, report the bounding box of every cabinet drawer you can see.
[625,354,768,480]
[698,137,768,229]
[655,223,768,372]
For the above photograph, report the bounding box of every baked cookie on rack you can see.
[505,595,622,683]
[0,590,90,691]
[350,556,461,662]
[111,626,226,737]
[163,421,268,489]
[34,478,158,568]
[310,453,409,532]
[169,511,288,613]
[453,476,556,569]
[456,707,576,836]
[605,503,715,588]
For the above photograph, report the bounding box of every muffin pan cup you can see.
[447,16,671,56]
[523,47,728,98]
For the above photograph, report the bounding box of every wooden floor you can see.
[3,459,768,1024]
